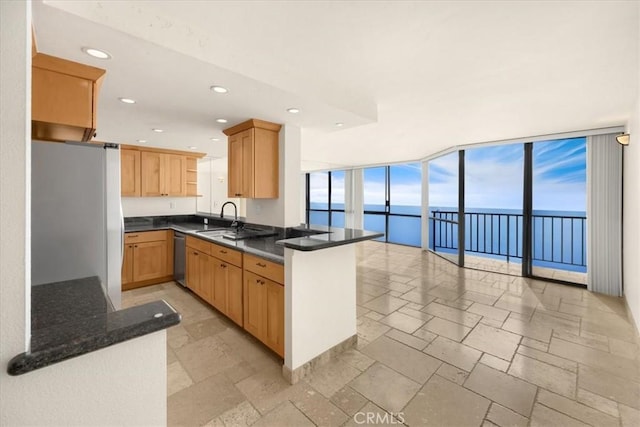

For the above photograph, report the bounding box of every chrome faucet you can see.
[220,201,239,229]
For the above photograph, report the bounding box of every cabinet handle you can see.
[256,262,266,268]
[128,234,138,238]
[256,279,261,283]
[220,263,226,268]
[194,252,198,256]
[260,280,265,285]
[219,250,227,254]
[134,245,138,248]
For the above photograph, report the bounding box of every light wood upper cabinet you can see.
[140,152,186,197]
[165,154,187,196]
[186,157,198,197]
[32,53,105,142]
[224,119,281,199]
[121,149,141,197]
[121,145,204,197]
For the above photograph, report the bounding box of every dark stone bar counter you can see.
[7,276,180,376]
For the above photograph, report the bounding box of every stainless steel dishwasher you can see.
[173,231,186,286]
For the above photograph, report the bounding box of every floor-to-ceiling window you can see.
[330,170,346,227]
[464,144,524,275]
[306,171,345,227]
[388,163,422,246]
[427,152,460,264]
[362,164,422,245]
[363,167,387,240]
[531,137,587,283]
[427,137,587,285]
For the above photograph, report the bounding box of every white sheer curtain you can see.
[587,134,623,295]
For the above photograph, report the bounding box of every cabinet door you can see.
[196,253,213,304]
[141,152,165,196]
[243,270,265,339]
[253,128,279,198]
[228,134,244,197]
[121,149,141,196]
[264,279,284,357]
[186,248,200,291]
[226,263,243,326]
[32,67,93,128]
[165,154,186,196]
[132,240,167,282]
[212,261,228,314]
[239,129,255,198]
[121,244,134,290]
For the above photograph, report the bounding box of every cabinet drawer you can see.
[186,235,211,255]
[211,243,242,267]
[244,253,284,284]
[125,230,168,243]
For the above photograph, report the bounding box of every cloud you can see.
[428,138,586,212]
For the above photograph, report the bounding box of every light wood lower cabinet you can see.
[122,230,173,291]
[183,236,284,356]
[213,261,243,326]
[186,247,213,304]
[185,237,244,327]
[243,269,284,358]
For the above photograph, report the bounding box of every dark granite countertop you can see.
[124,216,383,263]
[276,225,384,251]
[7,276,180,376]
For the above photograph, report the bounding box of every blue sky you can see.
[429,138,586,212]
[309,137,586,212]
[310,164,423,207]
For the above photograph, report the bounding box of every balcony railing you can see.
[429,210,586,269]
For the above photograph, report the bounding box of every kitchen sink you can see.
[196,227,277,240]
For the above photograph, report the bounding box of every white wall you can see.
[0,0,31,393]
[246,125,301,227]
[623,14,640,332]
[1,3,168,423]
[2,331,168,426]
[285,244,357,370]
[122,196,197,217]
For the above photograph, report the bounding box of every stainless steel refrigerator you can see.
[31,141,123,309]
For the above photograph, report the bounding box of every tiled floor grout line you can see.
[124,241,639,426]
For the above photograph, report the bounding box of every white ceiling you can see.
[34,1,638,171]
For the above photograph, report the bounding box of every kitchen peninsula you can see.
[122,215,382,382]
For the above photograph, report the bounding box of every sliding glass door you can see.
[427,137,587,285]
[363,164,422,245]
[427,152,460,265]
[464,144,524,275]
[530,137,587,284]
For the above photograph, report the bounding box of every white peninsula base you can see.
[282,243,358,383]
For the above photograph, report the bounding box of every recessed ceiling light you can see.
[210,85,228,94]
[287,108,300,114]
[210,137,220,142]
[136,139,147,143]
[216,119,228,124]
[188,146,197,150]
[152,128,164,133]
[119,97,136,104]
[335,122,344,127]
[81,47,111,59]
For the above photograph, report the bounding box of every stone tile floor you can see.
[122,241,639,426]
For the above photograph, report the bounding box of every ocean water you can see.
[309,203,587,272]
